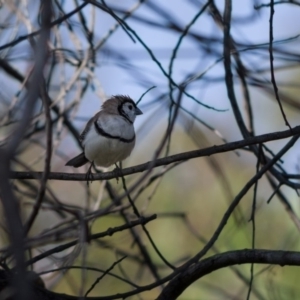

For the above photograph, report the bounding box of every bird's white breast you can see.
[83,115,135,167]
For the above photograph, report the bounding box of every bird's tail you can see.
[65,152,89,168]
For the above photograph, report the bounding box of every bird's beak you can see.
[135,107,143,115]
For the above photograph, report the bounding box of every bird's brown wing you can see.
[79,111,101,144]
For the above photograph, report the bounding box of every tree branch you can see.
[157,249,300,300]
[10,125,300,182]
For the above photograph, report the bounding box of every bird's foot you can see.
[85,162,95,186]
[113,163,123,183]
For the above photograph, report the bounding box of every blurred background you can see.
[1,0,300,299]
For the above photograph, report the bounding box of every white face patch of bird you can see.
[118,99,143,124]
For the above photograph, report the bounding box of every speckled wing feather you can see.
[79,111,101,145]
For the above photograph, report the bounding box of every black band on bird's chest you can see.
[94,121,135,143]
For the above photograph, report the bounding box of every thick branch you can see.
[10,125,300,181]
[157,249,300,300]
[0,249,297,300]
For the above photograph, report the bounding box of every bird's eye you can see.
[128,105,133,110]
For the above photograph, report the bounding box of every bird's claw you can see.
[86,162,95,186]
[113,164,123,183]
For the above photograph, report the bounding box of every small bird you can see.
[66,95,143,179]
